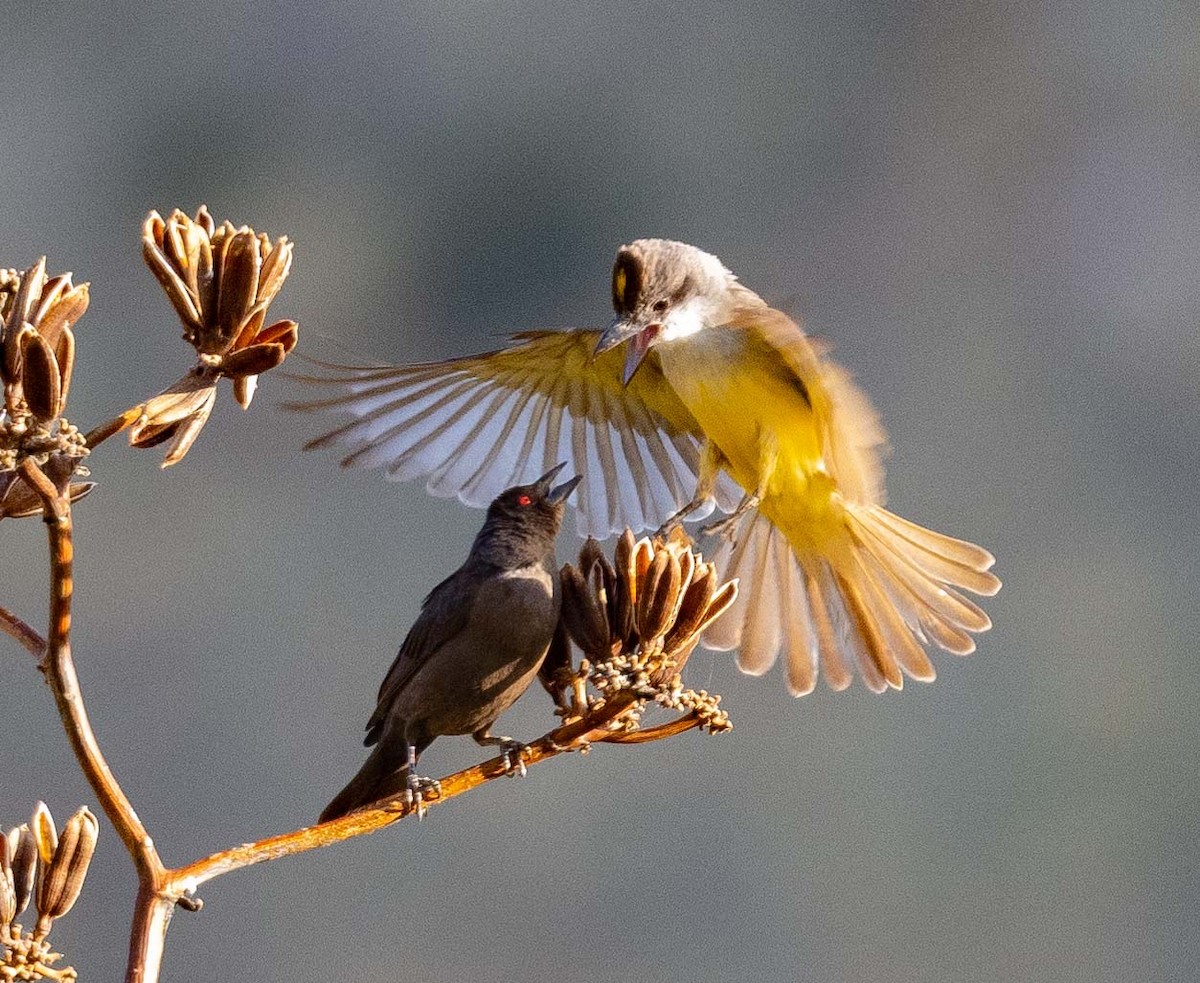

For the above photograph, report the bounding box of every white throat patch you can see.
[660,293,725,341]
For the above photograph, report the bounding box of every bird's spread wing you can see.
[365,566,476,744]
[289,330,738,536]
[728,303,888,506]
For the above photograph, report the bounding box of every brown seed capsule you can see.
[7,825,37,918]
[632,536,653,597]
[537,620,575,709]
[636,549,682,644]
[35,806,98,921]
[221,340,288,380]
[664,565,716,654]
[1,835,15,930]
[31,803,57,870]
[559,564,610,659]
[21,332,61,422]
[577,537,606,577]
[696,579,740,637]
[2,257,45,386]
[128,371,218,467]
[33,282,88,354]
[612,530,638,645]
[1,480,95,519]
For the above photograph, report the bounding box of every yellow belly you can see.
[657,330,851,554]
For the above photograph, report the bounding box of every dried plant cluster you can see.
[0,261,94,519]
[2,803,98,982]
[132,207,298,465]
[554,530,739,739]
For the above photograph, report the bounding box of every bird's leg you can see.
[656,439,726,538]
[702,491,761,543]
[403,741,441,819]
[473,727,530,778]
[702,431,776,544]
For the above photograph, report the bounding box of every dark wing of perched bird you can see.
[288,330,741,537]
[364,565,477,746]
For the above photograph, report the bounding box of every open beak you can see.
[594,317,659,386]
[534,462,582,504]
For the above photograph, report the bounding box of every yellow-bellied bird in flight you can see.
[292,239,999,696]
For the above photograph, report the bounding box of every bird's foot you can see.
[702,512,742,544]
[702,495,758,544]
[404,773,442,820]
[497,739,530,778]
[654,516,682,541]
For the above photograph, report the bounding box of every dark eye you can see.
[517,494,532,506]
[652,299,668,313]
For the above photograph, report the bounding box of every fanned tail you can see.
[702,507,999,696]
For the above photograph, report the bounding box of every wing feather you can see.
[289,330,721,535]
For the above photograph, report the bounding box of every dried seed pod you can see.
[537,620,575,708]
[0,871,14,932]
[672,547,696,622]
[612,530,638,645]
[135,207,298,463]
[128,370,219,467]
[31,803,57,871]
[577,537,606,577]
[33,282,87,353]
[632,536,654,597]
[8,824,37,918]
[21,332,61,421]
[35,807,98,921]
[696,579,740,637]
[664,564,717,654]
[1,831,15,930]
[212,230,262,354]
[221,340,288,379]
[559,564,610,659]
[636,549,682,644]
[1,480,95,519]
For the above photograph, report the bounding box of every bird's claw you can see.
[498,740,530,777]
[653,516,682,541]
[404,774,442,819]
[702,513,741,544]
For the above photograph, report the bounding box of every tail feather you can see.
[319,743,410,824]
[807,560,857,691]
[701,525,756,652]
[859,506,1001,597]
[780,538,819,697]
[847,551,937,682]
[870,507,996,572]
[702,504,999,696]
[736,520,783,676]
[858,546,976,655]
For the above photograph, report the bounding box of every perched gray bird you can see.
[320,463,581,822]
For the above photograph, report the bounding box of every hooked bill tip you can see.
[547,473,583,504]
[534,461,568,487]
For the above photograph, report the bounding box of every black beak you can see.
[532,462,581,504]
[546,473,582,505]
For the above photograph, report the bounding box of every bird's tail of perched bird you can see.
[703,505,1000,696]
[319,743,412,823]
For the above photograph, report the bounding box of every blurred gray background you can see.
[2,1,1198,981]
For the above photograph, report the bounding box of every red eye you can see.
[517,494,532,506]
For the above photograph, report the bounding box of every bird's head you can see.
[595,238,737,384]
[476,463,582,565]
